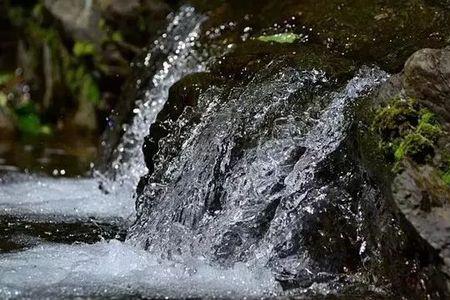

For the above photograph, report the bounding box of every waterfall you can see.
[0,65,388,298]
[100,6,207,195]
[0,4,405,298]
[127,60,387,285]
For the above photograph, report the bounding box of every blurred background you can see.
[2,0,450,177]
[0,0,179,176]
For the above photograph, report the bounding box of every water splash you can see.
[127,63,388,287]
[0,240,280,299]
[102,6,207,195]
[0,4,396,297]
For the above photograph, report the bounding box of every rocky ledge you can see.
[361,47,450,290]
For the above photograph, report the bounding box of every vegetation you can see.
[373,97,441,161]
[0,0,170,136]
[372,96,449,186]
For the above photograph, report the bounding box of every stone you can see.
[366,46,450,293]
[402,47,450,122]
[393,160,450,283]
[98,0,141,16]
[0,112,14,132]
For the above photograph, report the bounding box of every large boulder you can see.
[364,47,450,293]
[393,161,450,279]
[122,1,450,297]
[130,53,448,298]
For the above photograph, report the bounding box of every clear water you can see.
[128,62,388,285]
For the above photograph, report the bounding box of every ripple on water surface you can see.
[0,240,280,299]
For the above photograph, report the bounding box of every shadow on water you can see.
[0,130,98,177]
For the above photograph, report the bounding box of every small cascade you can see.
[2,1,445,298]
[127,61,388,288]
[0,6,207,224]
[100,6,207,195]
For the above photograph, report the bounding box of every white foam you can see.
[0,240,280,299]
[0,177,134,222]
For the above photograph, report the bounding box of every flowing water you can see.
[103,6,207,195]
[0,4,414,299]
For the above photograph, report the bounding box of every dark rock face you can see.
[44,0,104,42]
[393,161,450,279]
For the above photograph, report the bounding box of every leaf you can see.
[257,33,300,44]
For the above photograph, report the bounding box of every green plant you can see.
[257,33,301,44]
[394,133,434,161]
[14,102,51,136]
[373,97,443,164]
[0,72,13,86]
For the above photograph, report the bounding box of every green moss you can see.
[417,122,442,141]
[257,33,300,44]
[442,170,450,186]
[416,110,441,139]
[394,133,434,162]
[373,97,444,165]
[372,97,418,139]
[439,155,450,186]
[73,41,96,57]
[419,110,435,125]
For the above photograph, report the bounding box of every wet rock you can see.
[0,215,127,253]
[99,0,141,16]
[130,51,448,296]
[364,46,450,295]
[120,2,450,296]
[393,160,450,279]
[100,0,170,19]
[403,47,450,122]
[99,0,172,49]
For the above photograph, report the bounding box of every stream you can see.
[1,2,449,299]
